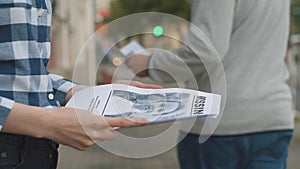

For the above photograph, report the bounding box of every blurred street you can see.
[52,1,300,168]
[57,121,300,169]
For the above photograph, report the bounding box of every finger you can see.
[130,81,163,89]
[104,117,148,128]
[113,80,163,89]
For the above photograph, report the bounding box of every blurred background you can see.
[46,0,300,168]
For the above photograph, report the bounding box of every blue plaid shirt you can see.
[0,0,76,129]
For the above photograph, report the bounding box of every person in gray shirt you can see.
[126,0,294,168]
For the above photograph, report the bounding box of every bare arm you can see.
[1,81,160,151]
[1,103,147,151]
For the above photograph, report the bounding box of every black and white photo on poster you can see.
[106,90,190,122]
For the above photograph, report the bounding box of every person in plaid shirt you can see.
[0,0,156,168]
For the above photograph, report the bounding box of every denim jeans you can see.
[177,130,293,169]
[0,133,58,169]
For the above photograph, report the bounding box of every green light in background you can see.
[153,26,164,37]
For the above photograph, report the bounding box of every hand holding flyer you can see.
[65,84,221,125]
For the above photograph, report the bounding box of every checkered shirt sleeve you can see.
[49,73,76,105]
[0,0,76,130]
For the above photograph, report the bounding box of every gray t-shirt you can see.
[148,0,294,135]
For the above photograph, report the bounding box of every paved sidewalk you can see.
[58,122,300,169]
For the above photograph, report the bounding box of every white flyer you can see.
[119,41,150,57]
[65,84,221,124]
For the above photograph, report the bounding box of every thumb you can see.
[104,117,148,128]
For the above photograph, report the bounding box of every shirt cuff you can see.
[54,81,77,105]
[49,74,77,105]
[0,97,15,131]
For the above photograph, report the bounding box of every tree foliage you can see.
[291,0,300,33]
[107,0,191,22]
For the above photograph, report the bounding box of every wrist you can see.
[38,107,62,140]
[64,85,88,105]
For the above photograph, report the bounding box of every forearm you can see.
[1,102,52,138]
[148,46,204,83]
[1,97,148,151]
